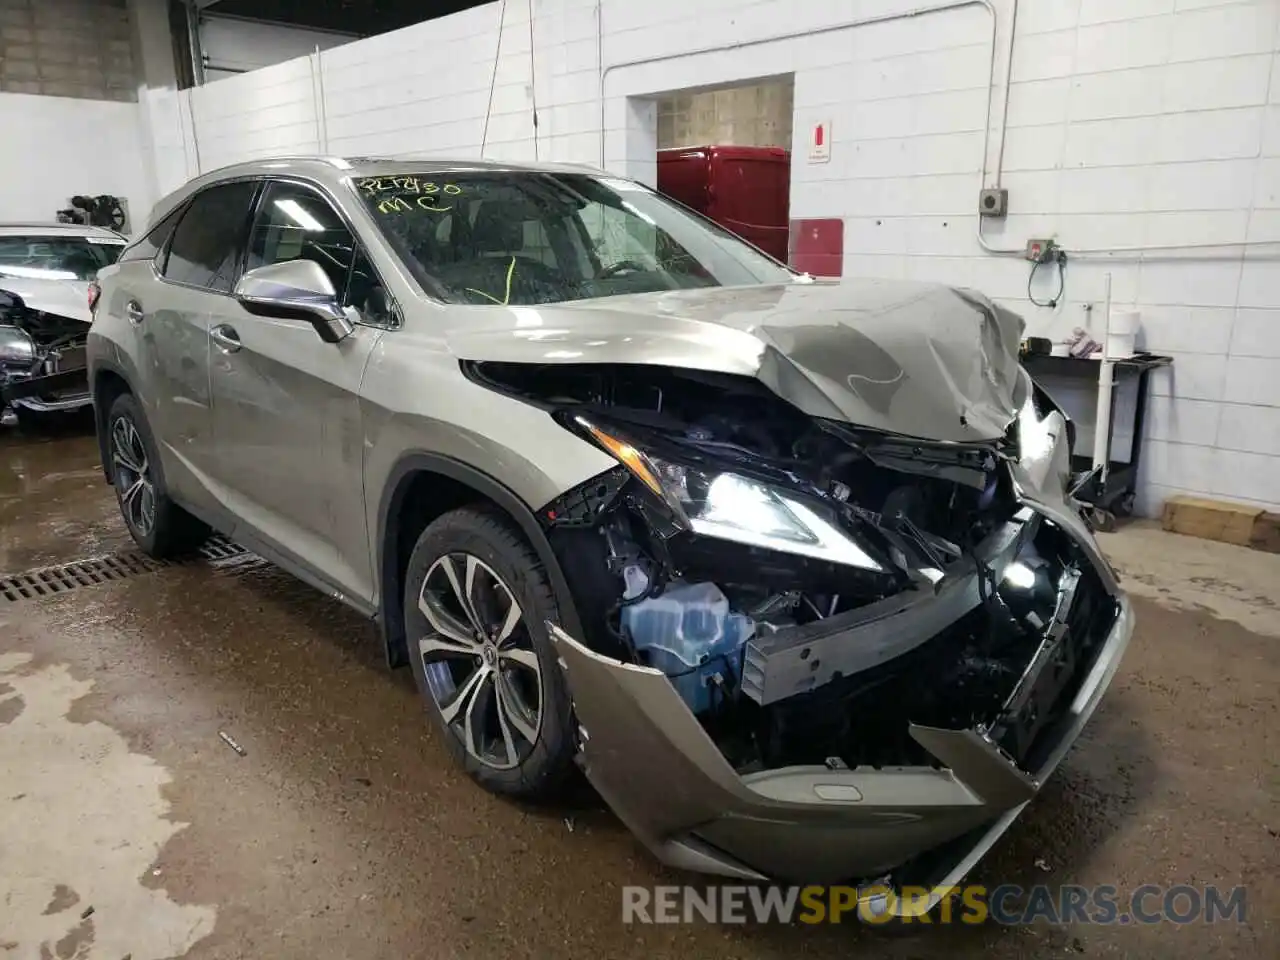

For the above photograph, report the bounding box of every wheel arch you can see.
[377,452,584,669]
[91,361,136,482]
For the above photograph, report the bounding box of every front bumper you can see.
[1,366,90,413]
[546,497,1133,910]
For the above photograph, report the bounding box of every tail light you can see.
[87,280,101,313]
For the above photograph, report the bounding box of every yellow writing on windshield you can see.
[372,195,454,214]
[465,256,517,306]
[360,176,463,213]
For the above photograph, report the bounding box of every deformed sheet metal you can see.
[447,277,1025,443]
[740,507,1038,706]
[547,618,1068,884]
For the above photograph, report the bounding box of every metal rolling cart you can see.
[1021,351,1173,532]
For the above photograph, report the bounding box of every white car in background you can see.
[0,223,127,427]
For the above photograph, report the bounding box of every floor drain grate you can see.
[195,535,249,562]
[0,551,166,603]
[0,535,257,604]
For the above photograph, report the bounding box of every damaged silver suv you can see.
[88,157,1133,912]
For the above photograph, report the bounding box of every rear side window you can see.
[119,205,186,264]
[162,180,258,292]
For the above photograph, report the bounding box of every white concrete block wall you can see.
[138,0,1280,513]
[0,91,151,223]
[186,56,322,171]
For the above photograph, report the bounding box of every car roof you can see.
[0,222,127,240]
[143,154,615,234]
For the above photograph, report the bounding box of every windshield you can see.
[353,171,795,305]
[0,235,124,281]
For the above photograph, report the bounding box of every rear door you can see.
[130,179,259,515]
[207,178,386,603]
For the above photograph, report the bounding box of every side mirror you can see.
[234,259,354,344]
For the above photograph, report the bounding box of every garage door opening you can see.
[653,77,794,264]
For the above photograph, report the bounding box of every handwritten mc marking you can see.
[360,176,462,203]
[375,195,453,214]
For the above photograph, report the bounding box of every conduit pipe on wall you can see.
[1061,237,1280,261]
[975,0,1023,256]
[311,45,330,154]
[595,0,1280,263]
[185,90,204,177]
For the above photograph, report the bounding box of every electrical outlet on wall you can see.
[1025,238,1054,262]
[978,188,1007,218]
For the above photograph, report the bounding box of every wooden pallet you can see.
[1161,495,1280,554]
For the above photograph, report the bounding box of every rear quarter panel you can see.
[87,262,148,406]
[88,260,214,511]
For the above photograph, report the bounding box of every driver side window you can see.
[246,181,391,325]
[247,182,354,297]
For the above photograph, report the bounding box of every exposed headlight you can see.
[0,325,36,364]
[573,416,883,571]
[1016,371,1072,493]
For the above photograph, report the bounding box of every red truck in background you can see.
[656,145,791,263]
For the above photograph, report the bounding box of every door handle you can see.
[126,300,144,325]
[210,324,242,354]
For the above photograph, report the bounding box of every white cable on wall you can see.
[528,0,539,160]
[481,0,508,156]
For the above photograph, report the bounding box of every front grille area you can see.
[1013,564,1118,774]
[52,346,87,372]
[732,515,1120,775]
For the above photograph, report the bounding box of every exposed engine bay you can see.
[0,288,91,418]
[471,360,1112,776]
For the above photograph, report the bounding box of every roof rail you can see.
[191,155,353,179]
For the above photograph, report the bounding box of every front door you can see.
[207,179,388,604]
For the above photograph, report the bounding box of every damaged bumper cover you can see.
[546,495,1133,911]
[1,366,91,412]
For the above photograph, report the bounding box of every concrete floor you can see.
[1,422,1277,959]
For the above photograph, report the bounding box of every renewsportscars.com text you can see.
[621,883,1248,926]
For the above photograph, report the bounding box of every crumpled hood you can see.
[446,278,1025,442]
[0,274,91,324]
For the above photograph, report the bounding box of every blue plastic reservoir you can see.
[620,571,754,715]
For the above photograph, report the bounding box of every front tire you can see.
[403,506,576,800]
[13,405,59,432]
[13,403,91,434]
[106,392,209,558]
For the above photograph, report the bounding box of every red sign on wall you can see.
[808,120,831,163]
[789,218,843,277]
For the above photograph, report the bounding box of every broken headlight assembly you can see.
[568,414,884,572]
[0,325,37,365]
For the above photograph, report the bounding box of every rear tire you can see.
[106,392,209,558]
[403,505,577,801]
